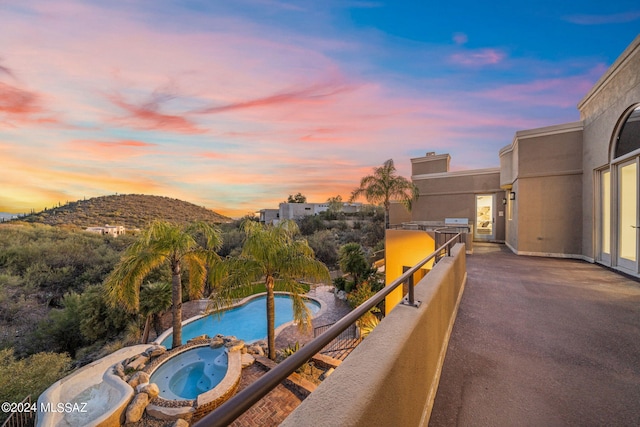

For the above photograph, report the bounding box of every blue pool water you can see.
[160,294,321,348]
[150,346,227,400]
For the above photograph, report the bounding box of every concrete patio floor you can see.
[429,243,640,427]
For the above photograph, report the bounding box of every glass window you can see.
[619,162,637,262]
[615,106,640,159]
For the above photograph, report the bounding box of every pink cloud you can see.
[0,80,63,128]
[198,151,229,160]
[564,11,640,25]
[450,48,506,66]
[196,80,356,114]
[453,32,468,45]
[476,71,601,108]
[0,82,41,115]
[65,139,157,161]
[109,93,204,134]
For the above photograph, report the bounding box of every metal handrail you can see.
[193,233,463,427]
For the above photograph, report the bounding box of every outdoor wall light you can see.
[510,191,516,200]
[502,197,507,205]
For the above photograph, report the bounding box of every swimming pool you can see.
[158,293,322,348]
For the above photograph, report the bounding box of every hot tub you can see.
[150,346,228,400]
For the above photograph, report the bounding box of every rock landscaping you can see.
[112,335,268,425]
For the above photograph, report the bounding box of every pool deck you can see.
[429,243,640,426]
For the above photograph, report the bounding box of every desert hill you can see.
[12,194,232,229]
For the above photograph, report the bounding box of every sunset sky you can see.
[1,1,639,218]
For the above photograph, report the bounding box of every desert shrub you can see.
[30,293,87,357]
[0,348,71,423]
[218,229,245,258]
[307,230,338,268]
[333,276,347,291]
[297,215,325,235]
[79,285,133,342]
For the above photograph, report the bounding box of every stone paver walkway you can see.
[275,285,352,350]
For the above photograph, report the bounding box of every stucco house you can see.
[85,224,126,237]
[392,34,640,279]
[260,202,363,224]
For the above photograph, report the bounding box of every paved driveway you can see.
[430,243,640,427]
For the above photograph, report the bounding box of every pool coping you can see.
[144,338,243,421]
[154,291,326,347]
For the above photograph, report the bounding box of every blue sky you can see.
[0,0,638,216]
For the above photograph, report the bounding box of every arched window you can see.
[615,105,640,159]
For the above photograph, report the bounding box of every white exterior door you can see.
[475,194,494,241]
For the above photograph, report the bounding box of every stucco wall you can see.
[579,35,640,261]
[506,181,519,250]
[281,244,467,427]
[411,154,450,175]
[389,201,412,226]
[500,124,584,257]
[516,174,583,256]
[410,170,505,242]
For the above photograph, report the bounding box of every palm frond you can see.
[181,252,207,299]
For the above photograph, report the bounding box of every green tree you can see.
[104,221,222,349]
[212,220,330,360]
[307,230,339,268]
[287,193,307,203]
[327,195,344,214]
[38,292,87,357]
[338,242,369,288]
[139,281,172,343]
[350,159,418,229]
[79,284,132,342]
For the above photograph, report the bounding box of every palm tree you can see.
[105,220,222,349]
[350,159,418,229]
[212,220,330,360]
[140,281,172,344]
[338,242,369,288]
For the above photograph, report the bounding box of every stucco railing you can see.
[281,243,467,427]
[194,237,466,427]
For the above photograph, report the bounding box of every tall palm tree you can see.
[212,220,330,360]
[350,159,418,229]
[105,220,222,349]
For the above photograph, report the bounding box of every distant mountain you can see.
[0,212,18,221]
[13,194,232,229]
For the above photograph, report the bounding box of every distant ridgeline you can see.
[9,194,232,229]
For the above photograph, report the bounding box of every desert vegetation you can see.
[8,194,231,229]
[0,194,386,417]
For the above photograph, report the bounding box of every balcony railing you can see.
[193,232,464,427]
[1,395,34,427]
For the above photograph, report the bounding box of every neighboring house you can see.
[279,202,330,220]
[258,209,280,224]
[260,202,363,224]
[85,224,126,237]
[391,34,640,279]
